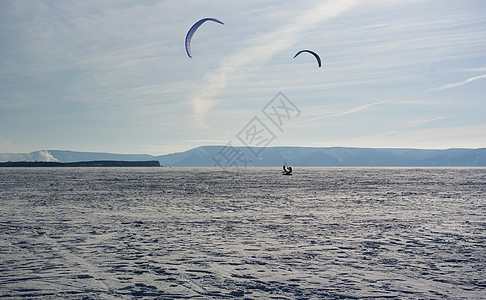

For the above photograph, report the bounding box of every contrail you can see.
[432,74,486,91]
[290,100,387,126]
[290,72,486,127]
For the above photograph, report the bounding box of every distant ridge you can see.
[0,147,485,167]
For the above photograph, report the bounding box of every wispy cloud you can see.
[2,0,485,153]
[191,0,357,128]
[324,122,486,149]
[290,100,387,128]
[291,69,485,129]
[432,74,486,91]
[190,139,228,144]
[325,100,387,118]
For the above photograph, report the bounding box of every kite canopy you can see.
[293,49,322,68]
[185,18,224,58]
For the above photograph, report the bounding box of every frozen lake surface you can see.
[1,167,485,299]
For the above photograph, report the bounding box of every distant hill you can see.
[1,147,485,167]
[155,146,486,167]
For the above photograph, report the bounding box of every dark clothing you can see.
[283,165,292,174]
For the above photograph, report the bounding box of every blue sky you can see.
[1,0,485,154]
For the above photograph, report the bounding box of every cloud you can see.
[325,100,387,118]
[191,0,357,128]
[386,123,486,148]
[432,74,486,91]
[0,150,59,162]
[35,150,59,162]
[290,100,387,128]
[190,139,228,144]
[402,116,449,128]
[324,122,486,149]
[3,1,485,153]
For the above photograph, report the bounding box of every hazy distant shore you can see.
[1,147,486,167]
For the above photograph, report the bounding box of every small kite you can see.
[185,18,224,58]
[293,49,322,68]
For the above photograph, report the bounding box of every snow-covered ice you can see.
[1,167,485,299]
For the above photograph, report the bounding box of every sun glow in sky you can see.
[1,0,485,154]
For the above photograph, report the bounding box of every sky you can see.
[1,0,485,155]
